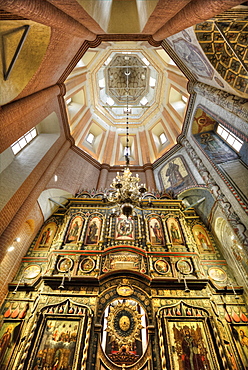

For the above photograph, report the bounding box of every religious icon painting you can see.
[57,257,74,272]
[23,264,41,279]
[176,259,193,275]
[34,221,57,250]
[0,320,22,369]
[79,257,95,273]
[31,319,80,370]
[85,216,101,245]
[166,320,220,370]
[167,217,184,245]
[65,215,84,244]
[149,217,164,245]
[208,267,227,282]
[115,215,134,240]
[230,324,248,369]
[154,259,170,274]
[192,224,214,253]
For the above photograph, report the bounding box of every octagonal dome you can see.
[105,53,149,105]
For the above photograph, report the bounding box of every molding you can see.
[161,40,197,83]
[71,145,101,170]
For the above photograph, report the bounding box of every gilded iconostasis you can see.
[0,193,247,370]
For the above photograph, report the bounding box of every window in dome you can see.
[86,133,95,144]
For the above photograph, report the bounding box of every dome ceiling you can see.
[106,53,148,105]
[95,47,160,122]
[65,41,189,165]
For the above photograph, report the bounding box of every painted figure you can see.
[69,221,79,238]
[196,231,210,251]
[181,329,206,370]
[87,220,98,244]
[239,330,248,348]
[119,219,132,236]
[166,161,184,188]
[32,320,79,369]
[151,222,163,243]
[170,222,182,244]
[0,326,13,364]
[40,228,52,245]
[172,324,210,370]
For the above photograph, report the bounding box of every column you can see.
[143,163,156,191]
[97,163,110,190]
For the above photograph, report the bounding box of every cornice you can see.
[152,143,182,169]
[71,145,101,170]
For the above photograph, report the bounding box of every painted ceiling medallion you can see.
[106,301,143,349]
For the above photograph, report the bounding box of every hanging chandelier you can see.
[106,67,147,218]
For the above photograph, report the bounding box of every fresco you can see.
[160,156,194,195]
[34,222,57,250]
[172,38,214,79]
[194,131,239,164]
[192,108,216,135]
[195,19,248,95]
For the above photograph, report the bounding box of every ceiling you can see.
[65,41,189,165]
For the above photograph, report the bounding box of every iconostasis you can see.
[0,193,247,370]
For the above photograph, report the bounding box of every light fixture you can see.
[7,237,21,252]
[105,66,147,218]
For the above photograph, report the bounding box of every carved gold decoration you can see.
[119,315,131,331]
[106,301,143,349]
[117,285,134,297]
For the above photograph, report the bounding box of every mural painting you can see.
[192,108,216,135]
[192,225,214,253]
[195,19,248,95]
[160,157,193,195]
[0,321,22,369]
[167,321,217,369]
[115,216,134,240]
[172,38,214,80]
[65,216,84,244]
[167,217,184,245]
[149,217,164,245]
[32,319,79,370]
[194,131,238,164]
[34,222,57,250]
[232,325,248,369]
[85,217,101,245]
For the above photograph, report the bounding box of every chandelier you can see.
[105,67,147,218]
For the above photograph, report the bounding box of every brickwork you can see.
[0,202,43,304]
[0,140,71,261]
[0,85,61,152]
[45,148,100,195]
